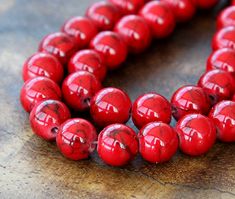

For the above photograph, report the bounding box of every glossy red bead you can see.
[138,122,178,164]
[176,114,216,156]
[162,0,196,22]
[90,31,128,70]
[139,1,176,38]
[39,32,77,64]
[20,77,62,112]
[62,71,102,112]
[86,1,121,31]
[198,69,235,105]
[132,92,172,129]
[233,0,235,5]
[22,52,64,84]
[207,48,235,76]
[114,15,152,53]
[212,26,235,51]
[171,85,211,121]
[61,16,98,48]
[192,0,218,9]
[90,87,132,127]
[29,100,71,141]
[217,6,235,29]
[209,100,235,142]
[56,118,97,160]
[108,0,145,15]
[97,124,138,166]
[68,49,107,81]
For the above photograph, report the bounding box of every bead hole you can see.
[209,94,216,105]
[171,106,177,114]
[51,127,58,134]
[84,98,91,106]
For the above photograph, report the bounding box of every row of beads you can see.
[20,0,235,167]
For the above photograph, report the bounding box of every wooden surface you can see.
[0,0,235,198]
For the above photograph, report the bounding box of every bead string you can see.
[20,0,235,166]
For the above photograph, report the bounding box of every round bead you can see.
[114,15,152,53]
[132,92,172,129]
[192,0,218,9]
[90,87,132,127]
[56,118,97,160]
[22,52,64,84]
[29,100,71,141]
[20,77,62,112]
[139,1,176,38]
[162,0,196,22]
[198,69,235,105]
[212,26,235,51]
[171,85,211,121]
[209,100,235,142]
[39,32,77,64]
[90,31,128,70]
[86,1,121,31]
[207,48,235,76]
[62,71,102,112]
[61,16,98,48]
[176,114,216,156]
[108,0,145,15]
[68,49,107,81]
[217,6,235,29]
[138,122,178,164]
[97,124,138,166]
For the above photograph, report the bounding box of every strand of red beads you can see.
[20,0,235,167]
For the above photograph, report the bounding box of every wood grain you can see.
[0,0,234,198]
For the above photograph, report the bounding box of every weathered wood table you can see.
[0,0,234,198]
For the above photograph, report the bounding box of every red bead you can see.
[39,32,77,64]
[171,85,211,121]
[217,6,235,30]
[207,48,235,76]
[114,15,152,53]
[86,1,121,31]
[192,0,218,9]
[56,118,97,160]
[29,100,71,141]
[90,87,132,127]
[22,52,64,84]
[108,0,145,15]
[139,1,176,38]
[176,114,216,156]
[20,77,62,112]
[62,71,102,112]
[233,94,235,101]
[233,0,235,5]
[162,0,196,22]
[90,31,128,70]
[198,69,235,105]
[138,122,178,163]
[132,92,172,129]
[68,49,107,82]
[209,100,235,142]
[212,26,235,51]
[61,16,98,48]
[97,124,138,166]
